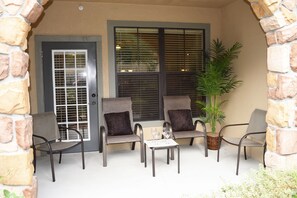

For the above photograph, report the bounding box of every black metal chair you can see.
[217,109,267,175]
[163,96,208,158]
[99,97,144,167]
[32,112,85,182]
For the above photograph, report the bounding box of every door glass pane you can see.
[56,106,66,122]
[65,52,75,68]
[54,70,64,87]
[76,52,86,68]
[79,123,88,139]
[52,50,90,141]
[77,88,87,104]
[67,88,76,105]
[68,123,79,140]
[54,52,64,69]
[78,105,88,121]
[77,70,87,86]
[59,124,67,140]
[67,106,77,122]
[55,88,65,105]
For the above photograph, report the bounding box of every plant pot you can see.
[207,132,220,150]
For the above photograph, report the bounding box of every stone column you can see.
[247,0,297,169]
[0,0,48,197]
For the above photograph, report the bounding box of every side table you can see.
[144,139,180,177]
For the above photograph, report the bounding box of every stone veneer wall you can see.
[0,0,48,197]
[0,0,296,197]
[247,0,297,169]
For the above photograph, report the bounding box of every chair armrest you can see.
[240,131,267,145]
[134,123,143,139]
[163,121,172,131]
[59,126,84,142]
[245,131,266,137]
[218,123,249,137]
[100,126,107,142]
[162,121,173,138]
[32,134,50,144]
[99,126,107,152]
[194,119,207,135]
[32,134,53,152]
[68,127,84,142]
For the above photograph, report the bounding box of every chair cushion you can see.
[223,137,265,147]
[168,109,195,132]
[173,130,204,139]
[107,134,141,144]
[104,111,133,136]
[37,141,81,152]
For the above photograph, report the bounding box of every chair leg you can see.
[81,141,85,169]
[217,137,221,162]
[236,146,241,175]
[244,146,247,160]
[59,151,62,164]
[204,136,208,157]
[140,141,144,163]
[170,148,174,160]
[49,150,56,182]
[263,143,267,168]
[99,130,103,153]
[131,142,136,150]
[33,144,37,173]
[103,142,107,167]
[189,138,194,146]
[45,142,56,182]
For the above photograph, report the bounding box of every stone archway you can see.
[247,0,297,169]
[0,0,296,197]
[0,0,48,197]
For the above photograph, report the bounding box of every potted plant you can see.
[196,39,242,150]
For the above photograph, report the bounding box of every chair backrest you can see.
[163,96,191,123]
[246,109,267,142]
[32,112,60,144]
[101,97,134,130]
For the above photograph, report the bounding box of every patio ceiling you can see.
[54,0,237,8]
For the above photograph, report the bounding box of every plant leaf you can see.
[196,39,242,133]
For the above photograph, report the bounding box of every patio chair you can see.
[99,97,144,167]
[217,109,267,175]
[32,112,85,182]
[163,96,208,158]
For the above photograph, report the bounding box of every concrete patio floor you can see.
[34,142,262,198]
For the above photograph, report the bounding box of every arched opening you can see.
[246,0,297,169]
[0,0,49,196]
[0,0,296,197]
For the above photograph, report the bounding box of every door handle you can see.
[92,101,96,105]
[91,93,96,98]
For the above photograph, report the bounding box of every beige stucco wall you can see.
[27,1,267,157]
[28,1,222,114]
[221,1,267,161]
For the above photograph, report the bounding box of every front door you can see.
[42,42,99,151]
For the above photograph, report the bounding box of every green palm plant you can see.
[197,39,242,134]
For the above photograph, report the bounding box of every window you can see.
[52,50,90,141]
[115,26,206,121]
